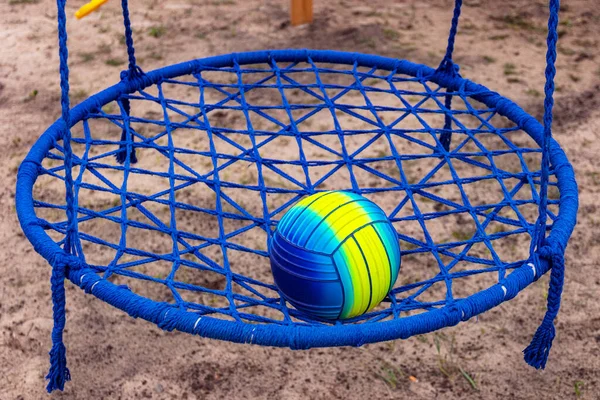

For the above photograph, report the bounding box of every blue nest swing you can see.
[16,0,578,392]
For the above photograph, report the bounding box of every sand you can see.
[1,0,599,399]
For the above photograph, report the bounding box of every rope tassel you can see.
[46,262,71,392]
[523,246,565,369]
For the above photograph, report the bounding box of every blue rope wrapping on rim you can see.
[523,0,565,369]
[116,0,143,164]
[437,0,463,152]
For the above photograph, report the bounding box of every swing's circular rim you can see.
[16,49,578,349]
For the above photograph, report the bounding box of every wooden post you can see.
[291,0,313,26]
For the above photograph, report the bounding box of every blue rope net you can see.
[33,56,561,324]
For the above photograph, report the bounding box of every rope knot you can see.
[436,58,461,77]
[523,242,565,369]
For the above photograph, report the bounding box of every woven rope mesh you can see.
[33,58,560,326]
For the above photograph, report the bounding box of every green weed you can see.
[503,63,517,76]
[24,89,38,103]
[434,333,478,391]
[149,25,166,38]
[574,380,584,398]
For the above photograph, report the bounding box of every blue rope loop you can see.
[524,0,562,368]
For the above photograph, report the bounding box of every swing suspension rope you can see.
[30,0,575,392]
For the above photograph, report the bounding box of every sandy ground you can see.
[1,0,600,399]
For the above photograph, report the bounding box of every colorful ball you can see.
[269,191,401,320]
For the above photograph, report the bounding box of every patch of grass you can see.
[503,63,517,76]
[573,39,594,48]
[106,58,125,66]
[149,52,163,61]
[72,89,89,103]
[558,46,577,56]
[525,88,541,98]
[365,10,383,18]
[102,103,116,114]
[358,36,377,49]
[97,43,112,54]
[415,334,428,343]
[482,55,496,64]
[460,22,478,33]
[383,28,401,40]
[79,52,95,63]
[434,333,479,391]
[9,0,39,4]
[492,224,509,234]
[459,367,478,391]
[574,380,584,398]
[149,25,166,38]
[227,27,238,38]
[586,171,600,185]
[426,51,437,59]
[489,34,509,41]
[560,19,573,28]
[375,361,405,390]
[23,89,38,103]
[491,14,545,33]
[452,229,474,242]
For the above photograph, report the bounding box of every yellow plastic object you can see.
[75,0,109,19]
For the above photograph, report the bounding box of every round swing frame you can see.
[16,49,578,349]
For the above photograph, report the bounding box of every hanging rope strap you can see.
[47,0,78,392]
[116,0,142,164]
[523,0,563,370]
[436,0,463,151]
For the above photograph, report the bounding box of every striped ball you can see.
[269,191,401,320]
